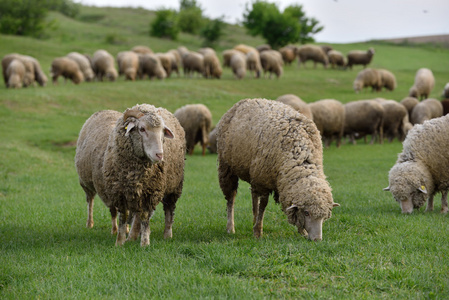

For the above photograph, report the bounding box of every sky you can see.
[73,0,449,43]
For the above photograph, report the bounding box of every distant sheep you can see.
[6,59,26,88]
[217,98,339,241]
[353,68,381,93]
[375,99,408,142]
[75,104,186,246]
[400,97,419,120]
[182,51,205,78]
[441,99,449,116]
[67,52,95,82]
[92,50,118,81]
[344,100,384,144]
[443,83,449,99]
[308,99,345,148]
[23,55,47,86]
[198,47,216,56]
[410,98,443,125]
[234,44,257,54]
[246,51,262,78]
[260,50,283,79]
[155,53,173,78]
[207,126,218,154]
[2,53,35,87]
[297,45,329,69]
[346,48,375,69]
[327,50,345,69]
[116,51,139,81]
[279,46,297,65]
[222,49,240,68]
[276,94,313,120]
[174,104,212,156]
[203,52,222,79]
[140,53,167,80]
[51,57,84,84]
[384,114,449,214]
[409,68,435,100]
[378,69,397,91]
[131,45,153,54]
[256,44,271,53]
[167,49,181,76]
[230,52,246,79]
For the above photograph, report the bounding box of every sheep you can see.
[233,44,257,54]
[297,45,329,69]
[6,59,26,88]
[139,53,167,80]
[67,52,95,82]
[182,51,205,78]
[174,104,212,156]
[320,45,333,54]
[246,51,262,78]
[400,97,419,120]
[443,83,449,99]
[217,98,339,241]
[353,68,382,93]
[222,49,240,68]
[207,126,218,154]
[375,99,408,142]
[441,99,449,116]
[177,46,190,59]
[256,44,271,53]
[279,46,297,65]
[410,98,443,125]
[344,100,384,144]
[92,49,118,81]
[2,53,35,87]
[384,114,449,214]
[22,55,47,86]
[203,52,222,79]
[131,45,153,54]
[308,99,346,148]
[50,57,84,84]
[378,69,397,91]
[260,50,283,79]
[75,104,186,246]
[198,47,216,56]
[346,48,375,69]
[167,50,181,76]
[276,94,313,120]
[116,51,139,81]
[230,52,246,79]
[409,68,435,100]
[327,50,345,69]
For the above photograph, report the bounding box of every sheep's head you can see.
[123,106,174,163]
[409,87,419,98]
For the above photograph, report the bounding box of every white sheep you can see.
[6,59,26,88]
[230,52,246,79]
[346,48,375,69]
[409,68,435,100]
[92,49,118,81]
[327,50,345,69]
[51,57,84,84]
[217,98,339,241]
[67,52,95,82]
[75,104,186,246]
[260,50,283,79]
[297,45,329,69]
[139,53,167,80]
[410,98,443,125]
[353,68,381,93]
[344,100,384,144]
[442,82,449,99]
[384,114,449,214]
[117,51,139,81]
[276,94,313,120]
[378,69,397,91]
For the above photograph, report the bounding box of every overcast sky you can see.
[73,0,449,43]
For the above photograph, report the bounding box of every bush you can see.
[0,0,47,37]
[200,18,225,47]
[150,9,179,40]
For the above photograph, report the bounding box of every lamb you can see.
[75,104,186,246]
[344,100,384,144]
[139,53,167,80]
[276,94,313,120]
[230,52,246,79]
[6,59,26,88]
[260,50,283,79]
[346,48,375,69]
[353,68,381,93]
[400,97,419,120]
[217,98,339,241]
[117,51,139,81]
[409,68,435,100]
[308,99,346,148]
[297,45,329,69]
[375,99,408,142]
[203,52,222,79]
[174,104,212,156]
[246,51,262,78]
[410,98,443,125]
[378,69,397,91]
[67,52,95,82]
[51,57,84,84]
[327,50,345,69]
[182,51,205,78]
[384,114,449,214]
[92,49,118,81]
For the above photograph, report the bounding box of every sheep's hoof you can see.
[226,227,235,234]
[164,229,173,239]
[441,208,448,214]
[140,238,150,247]
[86,220,94,228]
[111,227,118,235]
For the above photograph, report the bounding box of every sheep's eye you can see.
[304,211,310,217]
[139,127,146,133]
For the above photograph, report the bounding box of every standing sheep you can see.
[139,53,167,80]
[400,97,419,120]
[384,114,449,214]
[75,104,186,246]
[410,98,443,125]
[353,68,381,93]
[207,126,218,154]
[260,50,283,79]
[346,48,375,69]
[246,51,262,78]
[279,46,297,65]
[174,104,212,156]
[92,49,118,81]
[276,94,313,120]
[375,99,408,142]
[297,45,329,69]
[117,51,139,81]
[51,57,84,84]
[217,99,339,241]
[222,49,240,68]
[6,59,26,88]
[155,52,173,78]
[131,45,153,54]
[378,69,397,91]
[230,52,246,79]
[67,52,95,82]
[182,51,205,78]
[203,52,222,79]
[167,49,181,76]
[23,55,47,86]
[327,50,345,69]
[409,68,435,100]
[2,53,35,87]
[344,100,384,144]
[308,99,346,148]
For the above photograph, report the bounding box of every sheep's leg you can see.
[253,193,269,238]
[441,191,448,214]
[110,206,118,235]
[139,210,155,247]
[127,213,141,241]
[251,188,259,225]
[201,126,208,156]
[82,187,96,229]
[163,195,177,239]
[218,161,239,234]
[426,195,435,212]
[115,211,129,246]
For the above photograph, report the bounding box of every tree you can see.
[283,4,323,44]
[177,0,204,34]
[200,17,225,47]
[150,9,179,40]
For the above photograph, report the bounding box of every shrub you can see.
[150,9,180,40]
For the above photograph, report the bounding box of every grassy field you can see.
[1,6,449,299]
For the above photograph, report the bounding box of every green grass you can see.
[1,5,449,299]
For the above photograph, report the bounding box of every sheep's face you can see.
[286,206,323,241]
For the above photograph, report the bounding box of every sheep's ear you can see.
[333,203,340,208]
[418,185,427,194]
[164,126,175,139]
[125,122,136,136]
[383,186,390,191]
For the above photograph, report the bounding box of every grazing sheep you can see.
[230,52,246,79]
[441,99,449,116]
[67,52,95,82]
[409,68,435,100]
[279,46,297,65]
[174,104,212,156]
[167,50,181,76]
[131,45,153,54]
[92,50,118,81]
[23,55,47,86]
[2,53,35,87]
[346,48,375,69]
[327,50,345,69]
[182,51,205,78]
[51,57,84,84]
[139,53,167,80]
[353,68,381,93]
[410,98,443,125]
[344,100,384,144]
[297,45,329,69]
[308,99,346,148]
[246,51,262,78]
[155,53,173,78]
[276,94,313,120]
[378,69,397,91]
[75,104,186,246]
[384,114,449,214]
[256,44,271,53]
[222,49,240,68]
[320,45,333,54]
[203,52,222,79]
[6,59,26,88]
[217,98,339,241]
[375,99,408,142]
[400,97,419,120]
[177,46,190,59]
[234,44,257,54]
[116,51,139,81]
[260,50,283,79]
[443,83,449,99]
[207,126,218,154]
[198,47,216,56]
